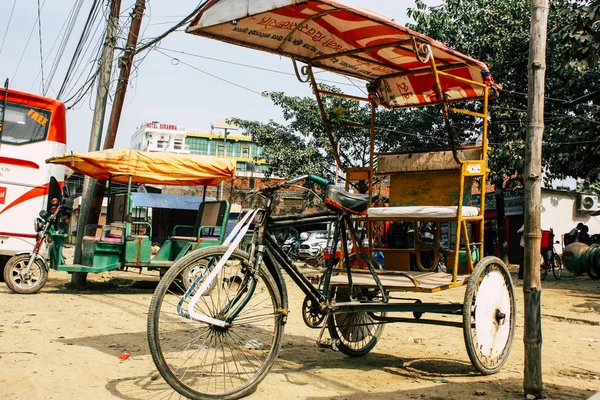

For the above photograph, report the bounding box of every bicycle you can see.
[147,174,515,399]
[540,229,564,280]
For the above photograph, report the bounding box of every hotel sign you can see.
[146,122,179,130]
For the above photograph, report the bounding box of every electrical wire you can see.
[11,0,46,86]
[36,0,45,94]
[502,88,600,107]
[159,47,368,88]
[156,49,264,96]
[57,0,103,100]
[134,0,207,55]
[29,0,82,93]
[44,0,86,96]
[0,0,17,59]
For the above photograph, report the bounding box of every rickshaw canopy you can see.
[46,148,236,186]
[186,0,494,108]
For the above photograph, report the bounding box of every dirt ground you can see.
[1,249,599,400]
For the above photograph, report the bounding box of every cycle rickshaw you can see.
[147,1,515,398]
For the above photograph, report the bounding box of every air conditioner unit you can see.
[578,194,600,212]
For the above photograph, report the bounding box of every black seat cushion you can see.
[324,185,368,215]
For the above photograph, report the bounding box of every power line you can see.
[156,49,264,96]
[502,87,600,109]
[29,0,82,93]
[159,47,366,88]
[134,0,207,55]
[0,0,17,58]
[490,105,600,125]
[44,0,86,96]
[57,0,102,100]
[12,0,46,86]
[36,0,45,94]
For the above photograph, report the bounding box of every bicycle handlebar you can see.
[307,174,329,187]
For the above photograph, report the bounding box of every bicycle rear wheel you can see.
[463,256,516,375]
[147,246,285,400]
[552,253,563,280]
[327,286,386,357]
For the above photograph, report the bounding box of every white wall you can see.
[541,189,600,250]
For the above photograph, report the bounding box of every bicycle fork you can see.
[178,209,260,327]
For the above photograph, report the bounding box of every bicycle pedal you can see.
[316,337,339,351]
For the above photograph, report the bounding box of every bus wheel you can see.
[71,272,88,288]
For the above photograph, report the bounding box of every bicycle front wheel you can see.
[552,253,563,280]
[148,246,285,400]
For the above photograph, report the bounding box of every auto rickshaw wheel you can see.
[4,254,48,294]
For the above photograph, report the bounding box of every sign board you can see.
[472,190,524,215]
[145,122,179,131]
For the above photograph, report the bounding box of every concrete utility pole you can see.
[73,0,121,272]
[523,0,548,397]
[81,0,146,245]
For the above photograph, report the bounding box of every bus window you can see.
[1,102,51,145]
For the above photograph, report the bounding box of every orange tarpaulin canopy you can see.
[187,0,495,108]
[46,148,236,186]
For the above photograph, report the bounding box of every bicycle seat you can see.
[324,185,369,215]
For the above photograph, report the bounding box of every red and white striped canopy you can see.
[187,0,494,108]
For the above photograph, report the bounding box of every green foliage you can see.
[559,0,600,68]
[408,0,600,185]
[231,84,468,183]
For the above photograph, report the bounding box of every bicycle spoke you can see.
[148,246,283,399]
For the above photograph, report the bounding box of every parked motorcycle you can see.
[3,186,72,294]
[282,235,300,261]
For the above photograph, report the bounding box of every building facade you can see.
[473,188,600,264]
[130,120,308,216]
[131,121,270,177]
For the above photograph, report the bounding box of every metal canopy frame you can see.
[187,0,494,280]
[299,43,490,280]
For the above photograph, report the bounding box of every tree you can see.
[407,0,600,262]
[230,84,468,192]
[407,0,600,182]
[562,0,600,69]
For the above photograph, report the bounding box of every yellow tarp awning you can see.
[46,148,236,186]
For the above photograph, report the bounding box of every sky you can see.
[0,0,445,154]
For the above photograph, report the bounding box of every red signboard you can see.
[145,122,178,131]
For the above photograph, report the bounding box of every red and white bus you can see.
[0,88,66,272]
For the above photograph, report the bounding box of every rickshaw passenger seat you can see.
[169,200,229,242]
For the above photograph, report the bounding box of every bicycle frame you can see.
[184,184,405,328]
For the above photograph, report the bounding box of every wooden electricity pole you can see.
[104,0,146,150]
[73,0,121,270]
[523,0,548,397]
[82,0,146,240]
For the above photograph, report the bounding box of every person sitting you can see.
[579,224,592,245]
[565,222,584,246]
